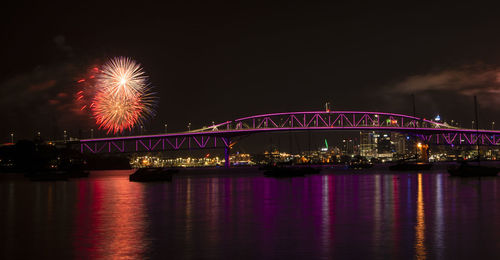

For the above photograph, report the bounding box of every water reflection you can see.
[320,175,331,256]
[415,173,426,259]
[392,175,401,256]
[373,174,382,255]
[1,168,500,259]
[435,174,444,259]
[73,170,149,259]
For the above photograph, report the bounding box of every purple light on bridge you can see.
[79,110,500,155]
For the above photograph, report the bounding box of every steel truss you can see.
[80,111,500,154]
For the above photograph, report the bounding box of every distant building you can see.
[360,131,411,160]
[341,139,355,155]
[392,132,409,155]
[360,132,377,158]
[377,133,392,154]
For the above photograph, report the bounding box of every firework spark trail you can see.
[91,57,156,134]
[99,57,148,98]
[75,66,100,113]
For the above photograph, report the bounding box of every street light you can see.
[492,122,495,130]
[10,133,14,143]
[140,125,144,135]
[90,129,94,138]
[164,123,168,133]
[64,130,67,142]
[187,123,191,131]
[472,120,475,129]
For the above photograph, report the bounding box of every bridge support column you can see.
[224,146,230,168]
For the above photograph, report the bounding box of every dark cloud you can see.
[392,64,500,108]
[374,64,500,129]
[0,61,96,141]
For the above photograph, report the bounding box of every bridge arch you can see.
[197,111,455,133]
[79,110,500,155]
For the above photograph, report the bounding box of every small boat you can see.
[389,161,433,171]
[302,166,322,174]
[448,162,499,177]
[262,166,309,178]
[129,168,178,182]
[389,95,433,172]
[26,171,69,181]
[68,169,90,178]
[448,97,500,177]
[258,164,276,171]
[348,161,373,169]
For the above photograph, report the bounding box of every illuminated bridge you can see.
[80,110,500,166]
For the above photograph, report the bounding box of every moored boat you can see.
[448,163,499,177]
[67,169,90,178]
[447,97,500,177]
[389,161,432,171]
[26,171,69,181]
[262,166,310,177]
[129,168,178,182]
[302,166,322,174]
[348,161,373,170]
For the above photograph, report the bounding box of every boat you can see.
[448,162,499,177]
[68,169,90,178]
[389,95,433,172]
[258,163,279,171]
[302,166,322,174]
[348,160,373,169]
[447,96,499,177]
[389,161,433,171]
[349,162,373,169]
[65,158,90,178]
[262,166,309,178]
[129,167,178,182]
[26,171,69,181]
[289,163,322,174]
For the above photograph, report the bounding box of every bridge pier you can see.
[224,146,230,168]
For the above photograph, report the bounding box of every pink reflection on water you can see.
[320,175,334,256]
[392,175,401,256]
[73,170,149,259]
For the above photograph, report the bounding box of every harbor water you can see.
[1,166,499,259]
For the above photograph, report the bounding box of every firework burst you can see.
[91,57,156,134]
[99,57,148,98]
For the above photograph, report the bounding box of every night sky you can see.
[1,2,499,147]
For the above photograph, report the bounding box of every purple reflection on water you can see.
[0,168,499,259]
